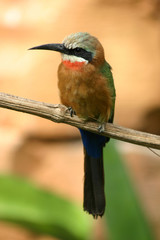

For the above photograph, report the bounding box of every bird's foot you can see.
[66,107,76,117]
[98,123,105,133]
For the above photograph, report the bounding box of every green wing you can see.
[100,61,116,123]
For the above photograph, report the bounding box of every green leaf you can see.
[0,175,91,240]
[104,140,154,240]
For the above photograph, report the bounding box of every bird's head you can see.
[29,32,105,68]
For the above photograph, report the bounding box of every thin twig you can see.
[0,92,160,150]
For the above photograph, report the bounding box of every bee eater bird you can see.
[30,32,116,218]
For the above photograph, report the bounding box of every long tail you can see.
[79,129,106,218]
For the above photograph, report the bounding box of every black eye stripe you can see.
[64,46,93,62]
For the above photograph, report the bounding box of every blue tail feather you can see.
[79,128,106,217]
[79,129,106,159]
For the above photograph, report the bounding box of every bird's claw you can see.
[67,107,76,117]
[98,123,105,133]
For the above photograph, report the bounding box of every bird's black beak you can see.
[29,43,67,54]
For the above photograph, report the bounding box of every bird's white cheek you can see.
[62,54,88,64]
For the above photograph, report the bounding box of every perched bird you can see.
[30,32,116,218]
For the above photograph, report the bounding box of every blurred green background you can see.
[0,0,160,239]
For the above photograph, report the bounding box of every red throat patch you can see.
[62,60,85,70]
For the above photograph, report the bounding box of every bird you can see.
[29,32,116,218]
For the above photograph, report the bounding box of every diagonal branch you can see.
[0,92,160,150]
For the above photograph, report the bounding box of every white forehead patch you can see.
[62,54,88,64]
[62,32,92,51]
[64,42,79,49]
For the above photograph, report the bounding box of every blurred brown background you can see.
[0,0,160,239]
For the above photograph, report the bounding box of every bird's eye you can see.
[75,47,81,52]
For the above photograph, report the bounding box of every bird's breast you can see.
[58,62,112,122]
